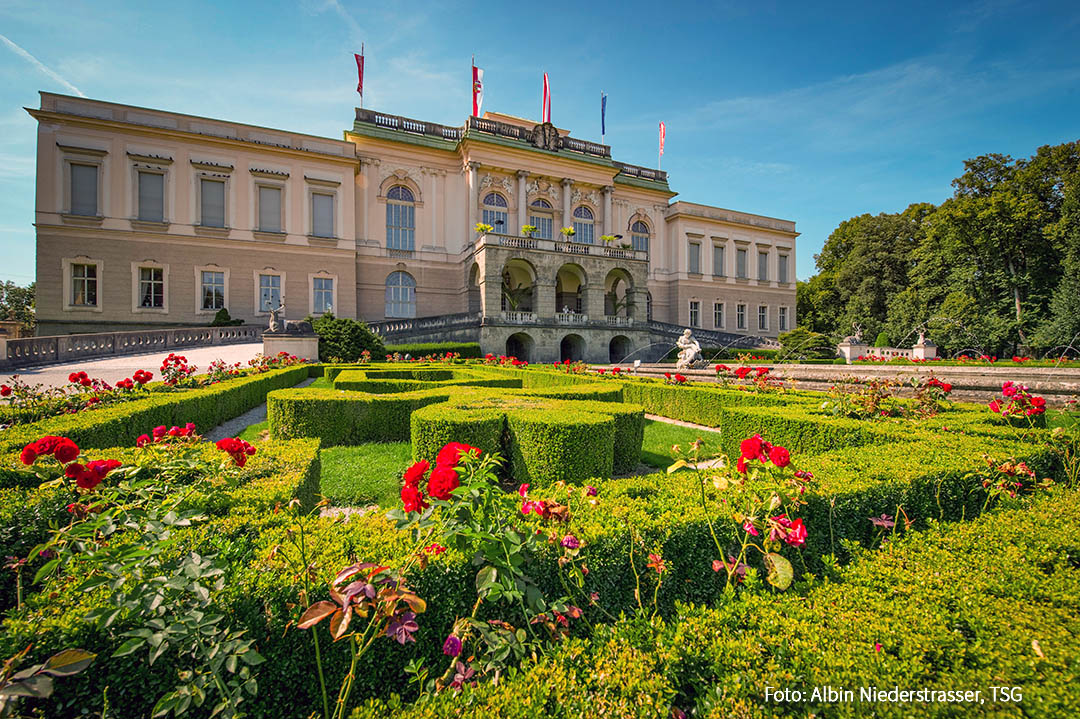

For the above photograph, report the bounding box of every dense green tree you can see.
[0,281,35,331]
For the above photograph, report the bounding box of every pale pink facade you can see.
[29,93,797,360]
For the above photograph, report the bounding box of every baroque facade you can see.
[28,92,798,362]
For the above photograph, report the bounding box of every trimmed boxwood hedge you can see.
[385,342,482,358]
[353,487,1080,718]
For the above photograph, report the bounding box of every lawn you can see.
[319,442,411,506]
[640,418,721,468]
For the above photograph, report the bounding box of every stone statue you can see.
[266,301,313,335]
[268,301,286,333]
[675,329,703,369]
[916,329,926,345]
[843,322,864,345]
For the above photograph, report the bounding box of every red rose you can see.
[0,385,10,397]
[736,456,748,473]
[65,463,84,479]
[739,435,764,461]
[401,483,428,513]
[53,438,80,464]
[19,445,38,465]
[153,425,167,439]
[784,518,807,547]
[436,442,480,468]
[403,460,429,487]
[734,367,751,379]
[428,464,461,500]
[768,445,791,468]
[136,434,150,447]
[988,399,1001,413]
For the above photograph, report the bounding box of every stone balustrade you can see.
[605,315,634,327]
[1,325,263,369]
[501,311,538,324]
[555,313,588,325]
[477,233,648,263]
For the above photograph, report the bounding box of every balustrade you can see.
[501,311,538,324]
[605,316,634,327]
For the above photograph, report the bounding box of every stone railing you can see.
[605,316,634,327]
[647,320,780,350]
[559,135,612,158]
[476,233,648,262]
[355,109,463,141]
[555,313,588,325]
[365,312,481,341]
[501,311,538,324]
[1,325,264,369]
[614,161,668,184]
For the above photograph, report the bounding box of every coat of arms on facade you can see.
[530,122,561,152]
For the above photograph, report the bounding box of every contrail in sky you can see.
[0,32,86,97]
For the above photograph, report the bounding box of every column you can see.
[533,278,555,320]
[602,186,613,236]
[516,170,528,232]
[427,168,438,250]
[468,162,479,234]
[561,178,573,232]
[584,283,606,319]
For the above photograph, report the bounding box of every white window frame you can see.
[572,205,595,244]
[482,192,510,234]
[713,302,724,329]
[529,199,554,240]
[306,176,341,240]
[736,303,747,330]
[310,191,336,238]
[758,304,769,331]
[130,261,169,314]
[62,257,104,313]
[688,300,700,328]
[630,220,650,253]
[308,272,338,316]
[255,181,286,234]
[778,305,789,332]
[385,271,417,319]
[197,174,230,228]
[134,168,167,223]
[194,265,231,316]
[253,269,286,316]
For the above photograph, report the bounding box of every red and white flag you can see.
[659,121,666,157]
[542,73,551,123]
[354,47,364,96]
[472,64,484,117]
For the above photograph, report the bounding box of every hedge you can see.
[385,342,483,359]
[0,414,1063,718]
[0,365,310,482]
[354,487,1080,718]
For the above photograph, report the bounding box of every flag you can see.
[472,64,484,117]
[354,48,364,96]
[542,73,551,123]
[601,92,607,137]
[659,121,666,157]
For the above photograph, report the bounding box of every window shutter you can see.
[71,164,98,216]
[201,179,226,227]
[259,186,282,232]
[312,194,334,237]
[138,172,164,222]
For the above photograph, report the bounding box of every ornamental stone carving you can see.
[530,122,561,151]
[571,187,601,208]
[526,178,559,203]
[479,173,514,194]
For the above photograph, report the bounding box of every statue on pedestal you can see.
[675,329,703,370]
[266,301,313,335]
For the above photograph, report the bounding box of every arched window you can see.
[385,271,416,318]
[386,186,415,251]
[529,199,553,240]
[482,192,509,233]
[572,206,594,244]
[631,220,650,253]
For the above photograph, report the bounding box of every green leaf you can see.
[113,638,145,658]
[240,649,265,666]
[764,552,794,590]
[475,566,498,593]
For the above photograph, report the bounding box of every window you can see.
[778,306,788,332]
[758,305,768,331]
[688,241,701,274]
[631,221,649,252]
[385,271,416,318]
[482,192,509,233]
[258,273,281,312]
[200,178,226,227]
[386,185,415,251]
[71,263,98,306]
[201,270,225,311]
[758,251,769,282]
[258,186,283,232]
[138,267,164,309]
[713,302,724,328]
[736,248,747,278]
[689,300,700,327]
[137,171,164,222]
[71,164,98,216]
[529,199,553,240]
[312,193,334,237]
[572,206,594,244]
[778,254,789,284]
[737,303,746,330]
[313,277,334,314]
[713,244,725,276]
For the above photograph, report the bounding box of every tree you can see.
[0,281,35,332]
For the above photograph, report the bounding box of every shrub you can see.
[778,326,834,359]
[309,313,386,362]
[874,330,891,347]
[384,342,482,359]
[209,307,244,326]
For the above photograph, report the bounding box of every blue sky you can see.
[1,0,1078,285]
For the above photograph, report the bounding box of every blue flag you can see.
[601,92,607,137]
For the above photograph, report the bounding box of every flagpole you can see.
[600,90,605,146]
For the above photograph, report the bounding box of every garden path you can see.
[204,376,315,442]
[3,342,265,389]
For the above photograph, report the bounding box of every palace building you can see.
[27,92,798,362]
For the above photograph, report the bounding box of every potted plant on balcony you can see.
[520,224,538,238]
[475,222,494,236]
[560,226,576,241]
[600,234,616,245]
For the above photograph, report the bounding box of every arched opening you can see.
[528,198,554,239]
[386,186,416,251]
[467,263,481,314]
[560,334,586,362]
[604,268,633,317]
[501,259,535,313]
[505,332,534,362]
[609,335,632,363]
[630,220,650,253]
[555,263,586,315]
[482,192,509,234]
[385,270,416,318]
[572,206,595,244]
